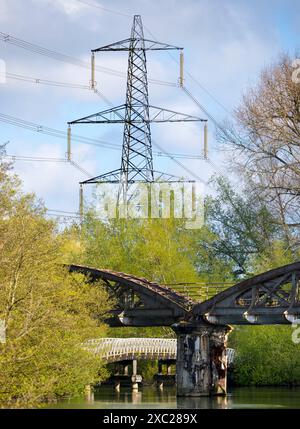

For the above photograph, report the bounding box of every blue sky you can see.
[0,0,299,216]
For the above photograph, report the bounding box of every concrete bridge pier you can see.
[123,363,129,376]
[131,359,139,391]
[173,322,232,397]
[155,359,176,390]
[113,359,142,391]
[156,361,164,390]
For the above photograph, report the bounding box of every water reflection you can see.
[47,386,300,409]
[177,395,228,409]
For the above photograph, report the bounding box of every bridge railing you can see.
[84,338,235,365]
[85,338,177,361]
[164,282,235,302]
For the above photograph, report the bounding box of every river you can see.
[46,386,300,409]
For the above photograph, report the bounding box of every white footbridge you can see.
[85,338,235,365]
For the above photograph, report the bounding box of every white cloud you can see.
[32,0,87,17]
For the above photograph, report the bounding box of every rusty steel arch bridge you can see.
[69,261,300,397]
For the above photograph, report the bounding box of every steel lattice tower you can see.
[69,15,206,205]
[122,16,153,184]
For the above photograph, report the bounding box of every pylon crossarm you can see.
[92,38,132,52]
[69,104,207,124]
[142,39,182,51]
[80,168,122,185]
[92,38,182,52]
[152,171,190,182]
[68,105,126,124]
[148,106,207,123]
[79,167,189,185]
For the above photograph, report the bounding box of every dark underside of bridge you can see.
[69,261,300,397]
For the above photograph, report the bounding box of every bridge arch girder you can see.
[193,262,300,325]
[69,264,191,326]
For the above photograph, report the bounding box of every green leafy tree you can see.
[0,153,110,408]
[201,176,277,276]
[230,326,300,386]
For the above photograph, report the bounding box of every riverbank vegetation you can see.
[230,326,300,386]
[0,155,110,407]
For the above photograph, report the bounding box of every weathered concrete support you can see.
[131,359,141,391]
[173,322,232,397]
[156,360,164,389]
[123,364,129,376]
[112,359,142,391]
[114,363,120,375]
[113,363,121,391]
[157,381,164,390]
[154,359,176,389]
[132,359,137,374]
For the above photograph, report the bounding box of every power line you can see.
[0,112,122,150]
[75,0,131,18]
[0,31,123,76]
[46,212,81,220]
[141,22,240,175]
[1,71,91,90]
[2,71,180,124]
[0,111,203,160]
[69,159,91,177]
[47,208,80,215]
[206,158,228,178]
[5,154,66,162]
[144,25,232,120]
[142,24,232,115]
[46,208,81,220]
[1,69,125,108]
[155,151,204,160]
[4,153,92,177]
[94,84,208,180]
[151,137,206,184]
[3,7,237,219]
[0,31,175,87]
[181,86,240,148]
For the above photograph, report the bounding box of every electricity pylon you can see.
[69,15,206,207]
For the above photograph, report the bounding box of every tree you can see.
[0,151,110,408]
[66,213,201,286]
[219,53,300,248]
[194,176,277,276]
[230,326,300,386]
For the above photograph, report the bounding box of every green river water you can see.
[46,386,300,409]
